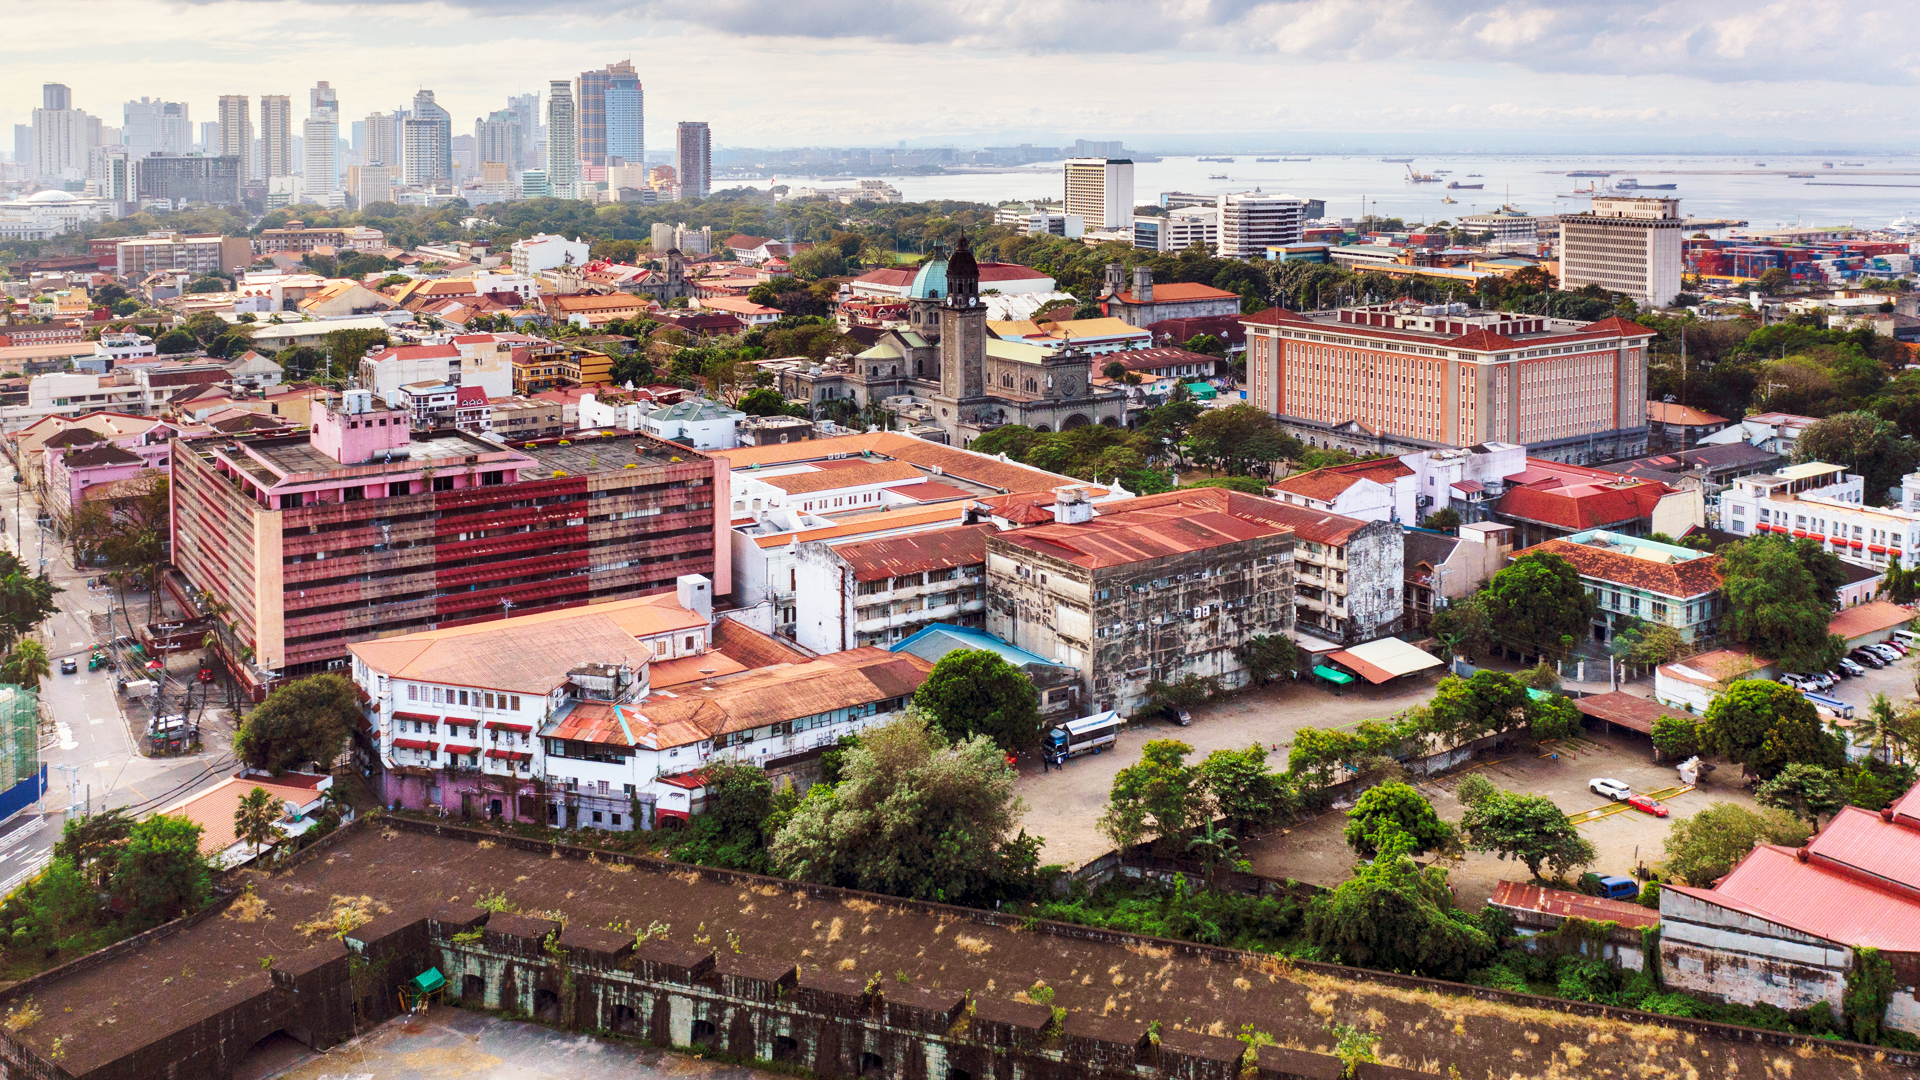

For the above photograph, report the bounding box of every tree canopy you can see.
[1718,536,1846,671]
[912,648,1043,752]
[233,673,360,774]
[1342,782,1455,857]
[1661,802,1810,886]
[768,710,1037,905]
[1460,789,1596,880]
[1794,411,1919,505]
[1481,551,1595,658]
[1703,678,1843,778]
[1304,832,1493,980]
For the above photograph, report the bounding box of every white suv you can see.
[1589,778,1631,801]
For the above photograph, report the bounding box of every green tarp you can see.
[1313,665,1355,685]
[1185,382,1218,399]
[411,967,446,994]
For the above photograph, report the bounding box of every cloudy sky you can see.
[6,0,1917,151]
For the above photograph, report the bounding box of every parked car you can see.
[1589,777,1631,801]
[1627,794,1670,817]
[1850,648,1887,669]
[1868,644,1901,663]
[1578,872,1641,901]
[1884,638,1910,655]
[1778,673,1809,689]
[59,657,76,675]
[1838,658,1866,677]
[1161,704,1192,727]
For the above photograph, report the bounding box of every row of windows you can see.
[407,684,523,711]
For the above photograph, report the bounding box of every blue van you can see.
[1581,873,1640,901]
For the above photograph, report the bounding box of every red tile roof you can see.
[832,523,992,583]
[1496,479,1668,531]
[1270,458,1413,502]
[1105,347,1221,374]
[724,234,774,250]
[1646,401,1729,427]
[1578,315,1655,338]
[1446,327,1519,351]
[1519,538,1723,598]
[1490,881,1660,930]
[1827,600,1914,641]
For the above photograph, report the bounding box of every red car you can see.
[1627,794,1669,818]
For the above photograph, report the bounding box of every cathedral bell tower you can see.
[938,233,986,403]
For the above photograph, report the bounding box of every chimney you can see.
[675,573,713,623]
[1054,487,1094,525]
[1132,265,1153,303]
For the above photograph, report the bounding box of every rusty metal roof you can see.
[1489,881,1660,930]
[833,524,992,583]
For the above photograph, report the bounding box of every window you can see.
[458,690,469,705]
[510,696,520,711]
[407,684,418,701]
[684,636,695,652]
[433,687,444,704]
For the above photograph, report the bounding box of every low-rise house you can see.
[1654,650,1776,715]
[1520,530,1726,644]
[1645,401,1730,449]
[1658,782,1920,1036]
[397,380,460,427]
[695,296,782,327]
[157,771,338,869]
[643,397,745,450]
[1402,522,1513,629]
[1696,410,1820,457]
[890,622,1082,723]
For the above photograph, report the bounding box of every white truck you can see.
[1045,711,1121,765]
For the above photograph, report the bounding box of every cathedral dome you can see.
[907,248,948,299]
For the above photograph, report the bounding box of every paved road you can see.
[0,470,235,893]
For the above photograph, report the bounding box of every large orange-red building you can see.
[1243,302,1654,464]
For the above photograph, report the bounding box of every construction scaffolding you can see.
[0,684,42,821]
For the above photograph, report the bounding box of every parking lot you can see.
[1014,674,1441,868]
[1239,723,1770,907]
[1806,637,1916,718]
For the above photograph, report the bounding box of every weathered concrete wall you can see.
[1340,519,1404,641]
[1659,889,1849,1014]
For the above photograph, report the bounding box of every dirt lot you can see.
[1240,724,1769,907]
[1014,674,1444,867]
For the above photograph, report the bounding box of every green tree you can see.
[1482,551,1595,659]
[0,554,61,647]
[1198,745,1291,834]
[737,387,803,417]
[109,814,212,929]
[232,673,361,774]
[1099,739,1203,852]
[1419,508,1461,534]
[1753,708,1846,779]
[1234,634,1304,683]
[1754,764,1848,830]
[1460,790,1596,880]
[51,808,135,889]
[154,328,198,354]
[1187,405,1294,475]
[1702,678,1799,769]
[1626,624,1688,667]
[1719,536,1846,671]
[1526,695,1583,742]
[913,649,1043,752]
[1,639,51,691]
[1303,832,1493,980]
[1661,802,1809,886]
[1422,670,1530,745]
[233,787,282,857]
[1650,714,1701,759]
[1286,727,1364,790]
[1429,592,1494,662]
[1342,782,1455,858]
[768,710,1035,905]
[1794,411,1919,506]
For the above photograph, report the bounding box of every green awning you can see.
[1185,382,1218,399]
[1313,665,1355,685]
[412,967,446,994]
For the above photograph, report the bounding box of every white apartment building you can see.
[1216,191,1307,259]
[94,332,156,365]
[1063,158,1134,231]
[1460,208,1551,251]
[510,232,589,275]
[1135,206,1217,253]
[114,232,252,278]
[302,114,338,198]
[1720,462,1920,570]
[792,523,992,653]
[544,80,579,200]
[1558,196,1684,309]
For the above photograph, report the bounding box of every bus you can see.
[1045,711,1121,765]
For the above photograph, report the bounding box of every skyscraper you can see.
[577,67,609,167]
[507,92,541,168]
[31,83,91,184]
[1062,158,1134,231]
[217,96,253,182]
[363,112,399,168]
[198,120,218,154]
[403,90,452,185]
[123,98,191,159]
[475,111,523,175]
[605,61,642,167]
[303,81,339,196]
[675,122,711,200]
[259,94,294,181]
[544,81,579,199]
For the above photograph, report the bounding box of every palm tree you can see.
[1861,693,1897,764]
[1185,821,1240,886]
[233,786,282,858]
[3,639,51,691]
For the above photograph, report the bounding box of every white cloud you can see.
[3,0,1918,145]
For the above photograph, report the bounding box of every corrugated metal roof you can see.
[1806,805,1920,894]
[1490,881,1660,929]
[1673,843,1920,951]
[833,524,992,583]
[996,508,1283,569]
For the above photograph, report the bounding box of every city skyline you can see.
[4,0,1919,151]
